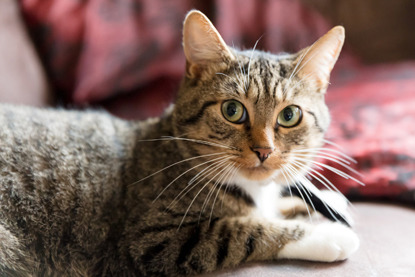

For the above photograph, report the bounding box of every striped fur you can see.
[0,11,358,277]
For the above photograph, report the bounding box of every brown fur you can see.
[0,10,356,277]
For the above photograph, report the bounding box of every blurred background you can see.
[1,0,415,204]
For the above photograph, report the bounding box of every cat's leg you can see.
[277,196,315,219]
[130,216,359,276]
[278,221,359,262]
[278,190,353,226]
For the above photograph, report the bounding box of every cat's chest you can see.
[234,179,282,219]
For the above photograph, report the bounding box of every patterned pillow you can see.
[324,61,415,204]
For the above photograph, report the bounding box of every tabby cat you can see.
[0,10,359,276]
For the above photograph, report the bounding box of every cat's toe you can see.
[312,223,359,261]
[278,222,359,262]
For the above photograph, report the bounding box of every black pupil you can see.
[283,107,293,121]
[227,102,237,116]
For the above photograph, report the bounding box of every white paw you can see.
[279,222,359,262]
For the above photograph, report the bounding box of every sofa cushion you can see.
[324,61,415,204]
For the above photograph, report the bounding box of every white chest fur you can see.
[233,174,281,219]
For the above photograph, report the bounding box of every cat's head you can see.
[172,10,344,186]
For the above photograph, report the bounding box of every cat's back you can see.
[0,104,136,185]
[0,104,128,151]
[0,104,141,272]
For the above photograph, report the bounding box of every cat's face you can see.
[172,11,344,186]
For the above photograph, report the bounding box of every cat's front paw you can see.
[279,222,359,262]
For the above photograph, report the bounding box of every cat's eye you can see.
[221,100,247,124]
[277,105,302,128]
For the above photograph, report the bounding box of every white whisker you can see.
[139,136,236,150]
[293,147,357,164]
[285,42,316,90]
[233,67,247,93]
[188,154,234,186]
[200,162,235,220]
[293,157,365,186]
[278,166,293,197]
[153,155,231,203]
[167,157,233,209]
[285,162,350,224]
[220,165,241,210]
[130,152,227,187]
[209,162,236,223]
[285,164,317,210]
[178,159,234,230]
[237,57,248,91]
[290,159,350,205]
[247,35,263,90]
[294,153,352,167]
[290,160,351,224]
[216,72,246,93]
[284,72,314,97]
[289,50,319,82]
[323,138,347,152]
[280,165,314,220]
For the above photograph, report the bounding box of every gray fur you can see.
[0,12,348,277]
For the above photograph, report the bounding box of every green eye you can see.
[277,105,302,128]
[221,100,247,123]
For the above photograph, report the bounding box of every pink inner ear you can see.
[183,11,234,66]
[295,26,345,89]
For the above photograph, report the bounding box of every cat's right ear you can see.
[183,10,234,78]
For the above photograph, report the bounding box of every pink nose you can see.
[252,147,274,162]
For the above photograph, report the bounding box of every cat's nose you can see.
[252,147,274,162]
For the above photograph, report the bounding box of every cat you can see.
[0,10,359,277]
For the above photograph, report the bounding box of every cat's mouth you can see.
[239,165,273,181]
[246,165,268,172]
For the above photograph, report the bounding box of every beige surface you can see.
[0,0,52,106]
[203,203,415,277]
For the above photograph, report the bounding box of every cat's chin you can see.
[238,166,275,182]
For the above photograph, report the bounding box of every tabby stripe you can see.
[272,80,279,99]
[216,224,231,267]
[208,217,220,232]
[141,239,170,265]
[241,233,255,262]
[181,101,217,125]
[140,220,198,234]
[259,61,264,75]
[259,60,267,95]
[176,225,202,266]
[263,73,270,97]
[230,81,241,95]
[305,110,324,133]
[163,208,199,218]
[263,60,272,97]
[252,78,260,104]
[206,120,228,135]
[279,63,288,78]
[206,124,233,139]
[208,133,232,140]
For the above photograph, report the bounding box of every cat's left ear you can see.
[183,10,235,78]
[294,26,345,92]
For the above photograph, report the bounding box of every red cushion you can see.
[325,61,415,203]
